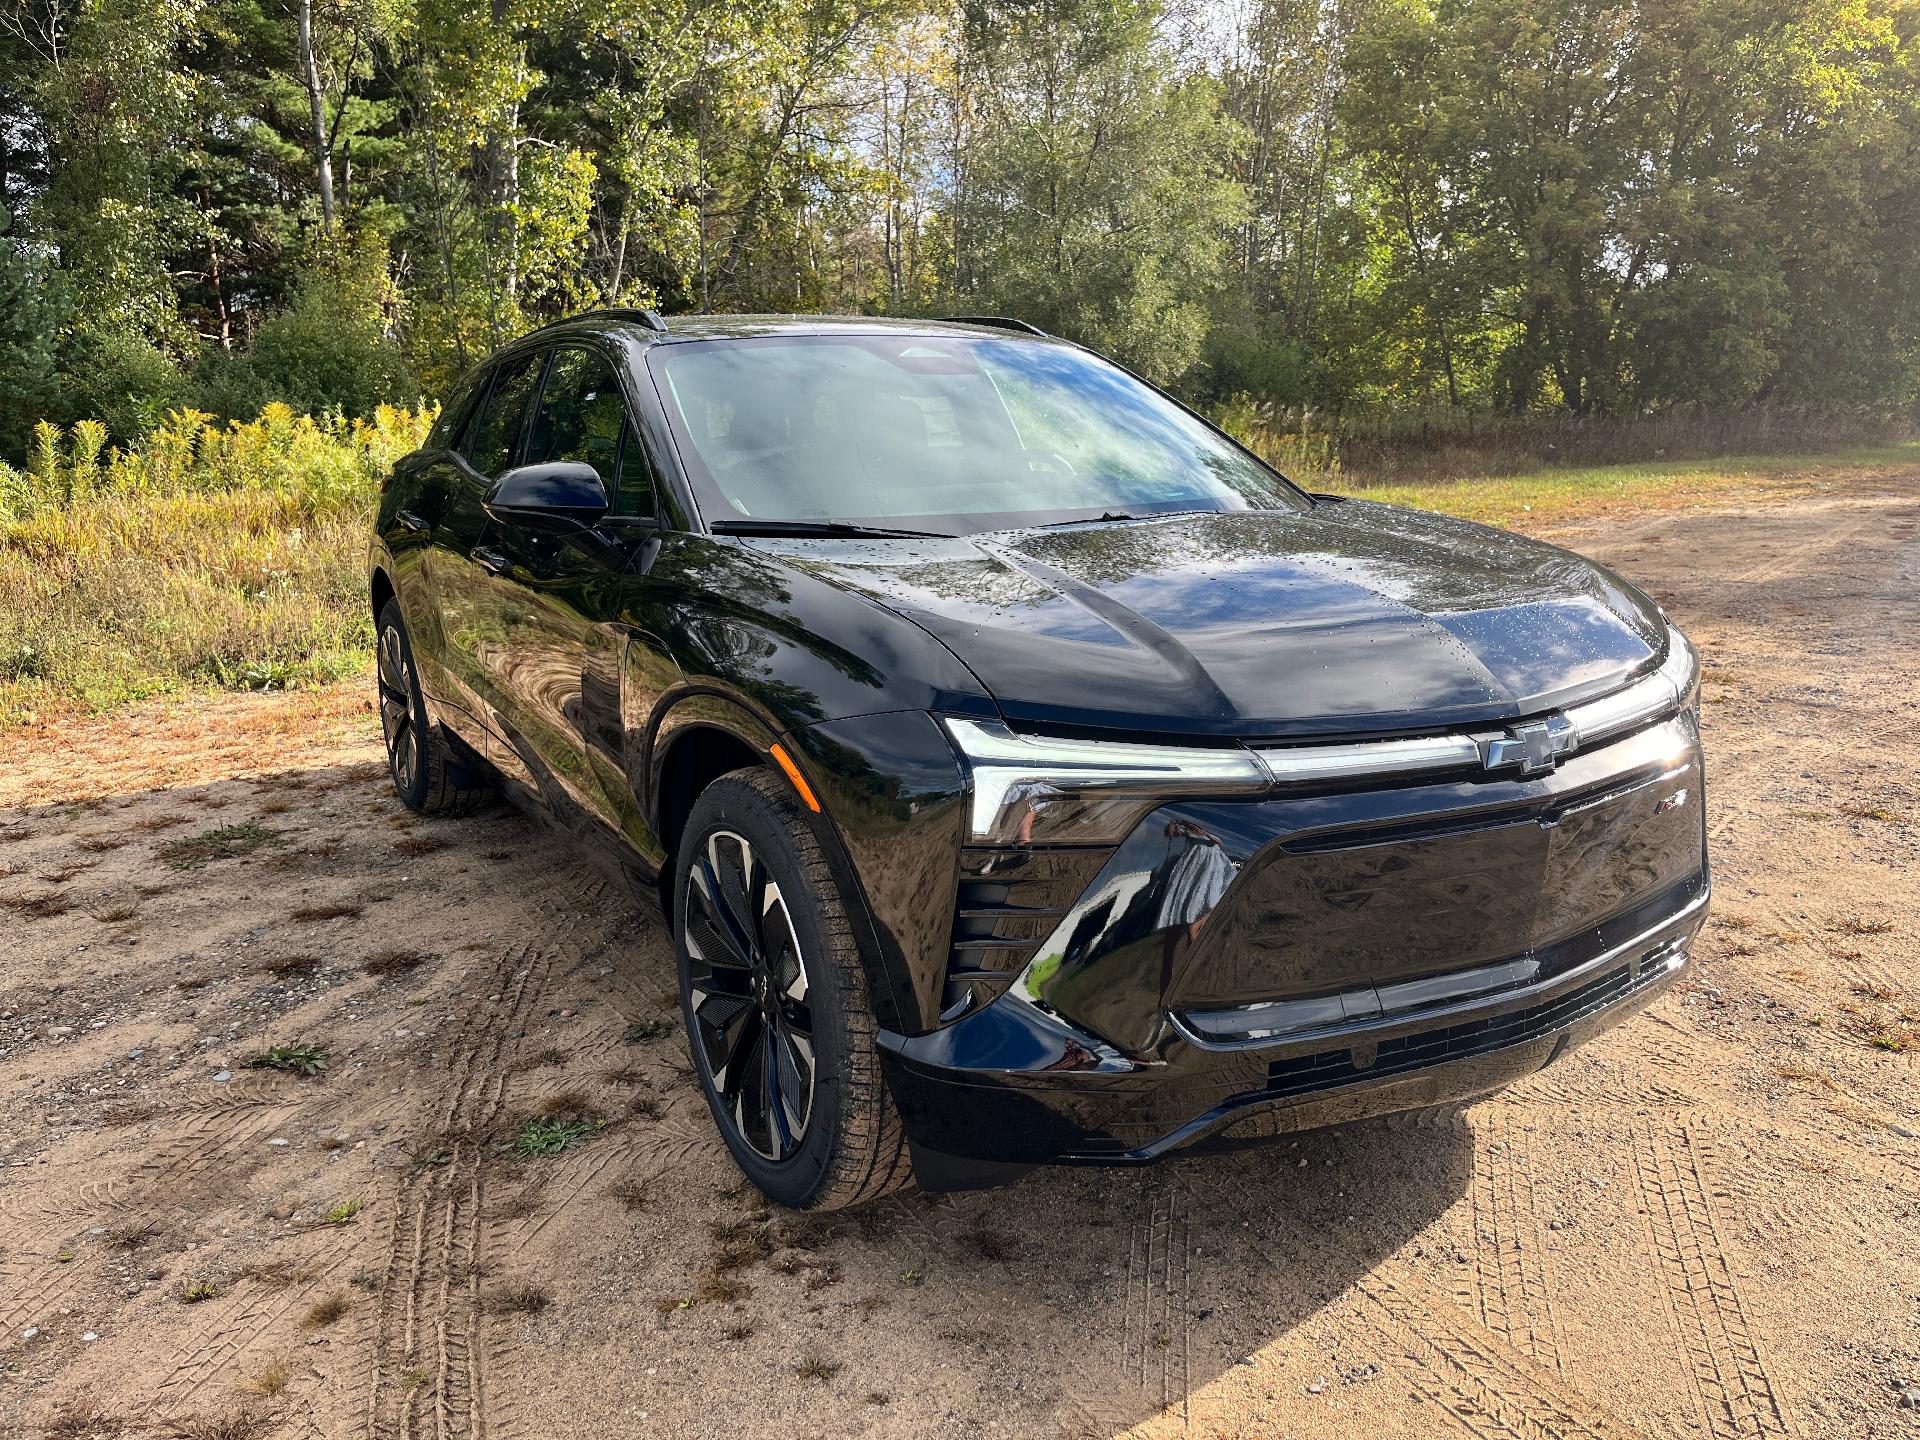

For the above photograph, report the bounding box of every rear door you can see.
[467,343,650,834]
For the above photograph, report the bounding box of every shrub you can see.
[0,403,432,723]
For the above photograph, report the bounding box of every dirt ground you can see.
[3,469,1918,1440]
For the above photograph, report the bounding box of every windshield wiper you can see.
[710,519,952,540]
[1033,508,1214,529]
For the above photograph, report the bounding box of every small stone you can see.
[20,1326,38,1341]
[211,1071,231,1082]
[47,1025,75,1038]
[1307,1382,1324,1395]
[82,1330,99,1342]
[267,1137,289,1147]
[1900,1388,1920,1411]
[126,1049,144,1060]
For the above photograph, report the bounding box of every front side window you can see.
[527,348,625,473]
[526,347,656,518]
[461,351,545,477]
[648,334,1308,534]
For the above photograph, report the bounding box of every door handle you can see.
[473,546,513,577]
[396,510,431,533]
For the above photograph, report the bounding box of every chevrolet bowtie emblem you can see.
[1482,715,1577,776]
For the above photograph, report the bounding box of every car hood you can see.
[761,501,1669,740]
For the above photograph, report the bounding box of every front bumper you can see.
[880,868,1706,1190]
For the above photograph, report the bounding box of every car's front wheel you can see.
[673,768,911,1210]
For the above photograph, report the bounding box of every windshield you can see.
[647,334,1310,534]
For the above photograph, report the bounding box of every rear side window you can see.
[425,369,487,450]
[461,351,545,476]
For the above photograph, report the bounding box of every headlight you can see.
[1662,625,1700,718]
[941,717,1268,845]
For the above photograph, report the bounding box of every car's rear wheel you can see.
[376,599,495,816]
[674,768,911,1210]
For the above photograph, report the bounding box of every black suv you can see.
[368,312,1708,1209]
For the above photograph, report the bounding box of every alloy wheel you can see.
[684,829,816,1162]
[377,625,419,795]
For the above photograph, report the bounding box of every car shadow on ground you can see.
[2,760,1477,1437]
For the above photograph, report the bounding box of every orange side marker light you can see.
[768,743,821,813]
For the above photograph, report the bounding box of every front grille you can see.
[1263,943,1681,1099]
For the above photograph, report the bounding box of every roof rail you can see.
[939,315,1049,337]
[525,307,668,339]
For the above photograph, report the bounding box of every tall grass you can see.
[1214,397,1914,489]
[1,404,432,725]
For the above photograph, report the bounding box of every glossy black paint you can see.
[369,311,1709,1190]
[484,460,610,528]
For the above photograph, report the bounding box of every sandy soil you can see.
[2,471,1918,1440]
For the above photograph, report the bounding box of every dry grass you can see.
[158,822,287,869]
[1318,440,1920,529]
[291,900,362,921]
[237,1356,291,1398]
[165,1409,273,1440]
[608,1178,649,1211]
[487,1281,551,1315]
[301,1293,350,1328]
[1,407,431,728]
[0,888,72,918]
[257,954,322,979]
[363,947,429,977]
[44,1397,122,1437]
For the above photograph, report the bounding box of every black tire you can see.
[375,599,496,817]
[673,768,912,1211]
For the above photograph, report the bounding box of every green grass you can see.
[159,822,288,869]
[1318,441,1920,530]
[506,1114,601,1159]
[249,1042,329,1076]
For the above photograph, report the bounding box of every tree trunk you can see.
[297,0,336,227]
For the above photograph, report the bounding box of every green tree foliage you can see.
[0,0,1915,465]
[951,0,1244,384]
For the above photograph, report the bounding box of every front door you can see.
[437,348,546,744]
[468,344,653,836]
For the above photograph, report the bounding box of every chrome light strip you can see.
[1255,733,1482,786]
[944,628,1697,833]
[941,717,1268,840]
[1565,633,1696,748]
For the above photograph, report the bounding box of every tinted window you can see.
[528,348,625,475]
[461,352,544,476]
[528,347,657,519]
[649,335,1308,534]
[425,369,487,451]
[611,418,656,518]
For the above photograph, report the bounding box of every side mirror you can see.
[485,461,608,530]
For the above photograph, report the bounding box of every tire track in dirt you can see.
[1178,1157,1650,1440]
[1460,1114,1565,1372]
[1632,1121,1796,1439]
[1353,1267,1650,1440]
[1120,1179,1189,1424]
[156,1279,311,1410]
[496,1107,721,1248]
[358,864,607,1440]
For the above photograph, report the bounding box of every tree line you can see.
[2,0,1916,463]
